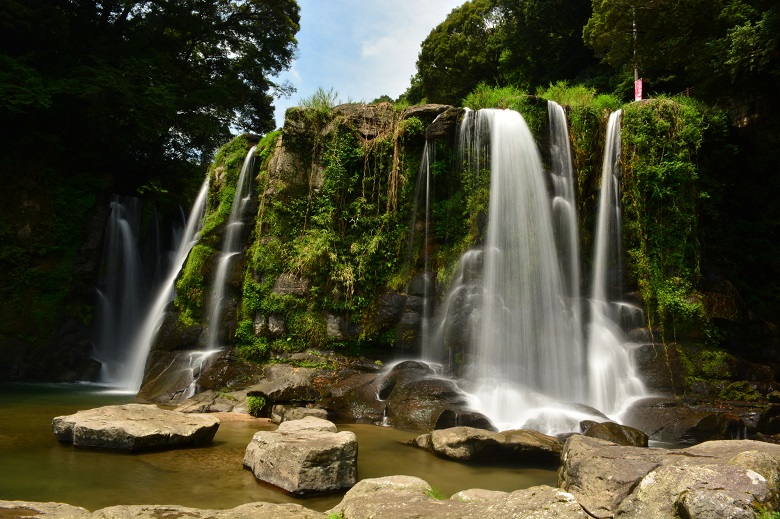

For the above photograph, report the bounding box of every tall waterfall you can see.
[95,195,149,383]
[465,109,586,431]
[206,146,256,350]
[95,180,209,391]
[118,177,210,392]
[428,107,645,434]
[586,110,646,416]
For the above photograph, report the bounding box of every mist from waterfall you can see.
[427,106,646,434]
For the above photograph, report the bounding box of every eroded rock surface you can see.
[243,416,357,494]
[52,404,219,452]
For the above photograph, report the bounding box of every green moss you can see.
[719,381,762,402]
[175,243,217,322]
[621,97,728,341]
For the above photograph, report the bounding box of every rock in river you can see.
[243,416,358,495]
[52,403,220,452]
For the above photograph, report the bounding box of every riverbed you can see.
[0,382,557,512]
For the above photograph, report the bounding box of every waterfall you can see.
[465,109,586,432]
[548,101,583,348]
[586,110,646,416]
[206,146,256,350]
[95,181,209,391]
[94,196,169,384]
[426,107,645,434]
[116,177,211,392]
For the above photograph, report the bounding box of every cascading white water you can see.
[95,196,158,384]
[427,107,646,434]
[586,110,646,416]
[464,109,586,431]
[114,177,211,392]
[548,101,583,345]
[206,146,256,350]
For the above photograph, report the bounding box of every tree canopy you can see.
[0,0,300,191]
[408,0,598,105]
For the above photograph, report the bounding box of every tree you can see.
[493,0,598,89]
[0,0,300,190]
[583,0,779,99]
[412,0,504,105]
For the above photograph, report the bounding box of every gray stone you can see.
[581,421,649,447]
[560,435,780,519]
[267,314,286,337]
[327,477,589,519]
[245,364,321,403]
[615,464,769,519]
[52,404,220,452]
[0,501,90,518]
[272,273,309,296]
[270,404,328,424]
[425,426,561,464]
[243,417,357,494]
[91,502,323,519]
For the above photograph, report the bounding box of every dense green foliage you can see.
[232,102,433,359]
[621,98,729,339]
[407,0,599,104]
[0,0,300,193]
[584,0,779,100]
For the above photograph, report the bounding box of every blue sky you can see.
[272,0,465,128]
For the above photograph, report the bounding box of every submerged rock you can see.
[52,404,219,452]
[243,416,357,495]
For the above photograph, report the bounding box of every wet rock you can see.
[243,417,357,494]
[245,364,322,403]
[416,426,562,464]
[559,435,780,519]
[370,290,407,330]
[623,397,747,444]
[631,343,686,394]
[270,404,328,424]
[425,107,461,141]
[581,421,648,447]
[173,389,246,413]
[52,404,219,452]
[137,350,222,405]
[434,408,496,431]
[316,371,385,423]
[386,376,470,430]
[327,476,589,519]
[0,501,90,518]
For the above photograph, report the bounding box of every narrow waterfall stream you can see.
[120,177,210,392]
[586,110,646,416]
[206,146,256,350]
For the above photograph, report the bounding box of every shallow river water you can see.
[0,382,557,512]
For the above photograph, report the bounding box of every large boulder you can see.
[52,404,219,452]
[244,364,322,403]
[559,435,780,518]
[242,417,357,495]
[413,426,561,464]
[623,397,748,444]
[581,421,649,447]
[327,476,589,519]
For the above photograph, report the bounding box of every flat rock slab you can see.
[52,403,220,452]
[243,416,357,495]
[327,476,589,519]
[0,501,323,518]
